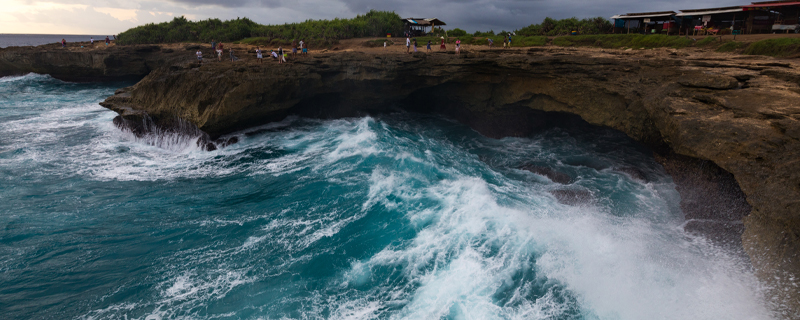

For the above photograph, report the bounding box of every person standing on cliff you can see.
[196,49,203,65]
[256,46,263,63]
[291,40,298,59]
[277,46,284,64]
[217,43,224,62]
[90,37,94,47]
[487,38,493,49]
[105,36,110,46]
[212,40,216,51]
[230,47,237,62]
[61,39,66,48]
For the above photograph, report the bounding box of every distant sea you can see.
[0,34,113,48]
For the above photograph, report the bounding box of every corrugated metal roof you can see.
[744,1,800,8]
[676,8,744,16]
[611,11,677,19]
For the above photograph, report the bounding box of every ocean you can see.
[0,34,113,48]
[0,73,773,319]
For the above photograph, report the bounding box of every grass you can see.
[744,38,800,57]
[696,37,718,46]
[363,39,394,47]
[717,41,747,53]
[552,34,693,49]
[407,35,547,47]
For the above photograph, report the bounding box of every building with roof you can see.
[676,6,748,35]
[610,11,678,34]
[744,1,800,33]
[402,18,447,37]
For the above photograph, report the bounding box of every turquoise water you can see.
[0,74,771,319]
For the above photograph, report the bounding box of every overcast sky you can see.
[1,0,749,35]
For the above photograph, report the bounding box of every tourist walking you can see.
[508,35,512,47]
[291,40,298,59]
[503,35,508,49]
[440,37,446,51]
[455,39,461,55]
[406,37,410,53]
[211,40,216,51]
[426,40,432,52]
[196,50,203,64]
[230,47,237,62]
[487,38,493,49]
[256,47,263,63]
[217,43,224,61]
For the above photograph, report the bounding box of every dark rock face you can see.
[11,45,799,315]
[520,164,573,184]
[0,44,193,81]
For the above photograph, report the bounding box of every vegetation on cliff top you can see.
[744,38,800,57]
[117,10,404,46]
[552,34,694,49]
[517,17,613,36]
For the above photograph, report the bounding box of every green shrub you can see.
[744,38,800,57]
[448,28,468,37]
[517,17,612,36]
[552,34,693,49]
[117,10,404,45]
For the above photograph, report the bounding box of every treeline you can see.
[116,14,615,46]
[449,17,613,38]
[516,17,613,36]
[117,10,404,45]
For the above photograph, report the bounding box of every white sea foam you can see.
[340,161,772,320]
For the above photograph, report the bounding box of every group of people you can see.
[405,36,460,54]
[488,34,513,49]
[197,39,309,65]
[60,36,115,48]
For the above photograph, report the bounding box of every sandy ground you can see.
[41,33,800,66]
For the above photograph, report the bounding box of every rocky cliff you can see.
[0,43,194,81]
[7,44,800,315]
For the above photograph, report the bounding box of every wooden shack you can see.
[676,6,748,35]
[611,12,678,34]
[402,18,447,37]
[744,1,800,33]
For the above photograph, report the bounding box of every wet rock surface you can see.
[520,164,573,184]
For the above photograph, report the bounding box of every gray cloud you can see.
[160,0,749,32]
[4,0,754,34]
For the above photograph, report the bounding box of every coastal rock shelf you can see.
[0,44,188,81]
[4,45,800,315]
